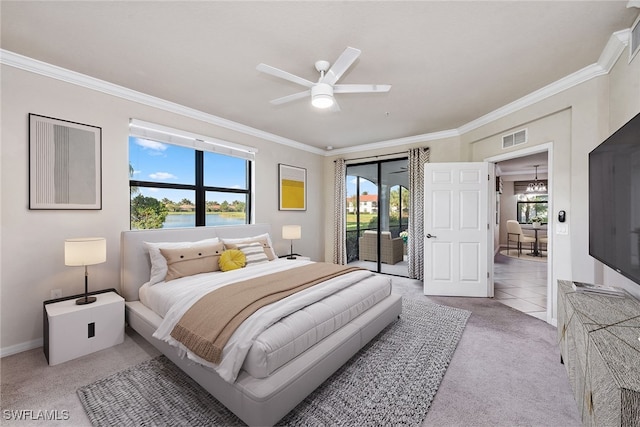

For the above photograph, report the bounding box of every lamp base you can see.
[76,296,97,305]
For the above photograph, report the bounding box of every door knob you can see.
[426,234,437,238]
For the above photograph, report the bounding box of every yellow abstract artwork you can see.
[279,164,306,210]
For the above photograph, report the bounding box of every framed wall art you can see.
[29,114,102,210]
[278,164,306,211]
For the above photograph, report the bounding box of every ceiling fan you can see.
[257,47,391,111]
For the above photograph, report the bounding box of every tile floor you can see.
[494,249,547,320]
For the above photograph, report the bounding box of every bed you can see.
[120,224,402,426]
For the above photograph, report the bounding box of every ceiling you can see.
[496,152,548,177]
[1,1,637,152]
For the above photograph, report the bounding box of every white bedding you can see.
[146,259,391,382]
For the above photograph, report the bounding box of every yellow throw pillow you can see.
[219,249,246,272]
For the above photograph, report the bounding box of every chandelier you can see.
[526,165,547,193]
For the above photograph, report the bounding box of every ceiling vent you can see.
[502,128,527,149]
[631,14,640,63]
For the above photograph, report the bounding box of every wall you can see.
[0,65,325,354]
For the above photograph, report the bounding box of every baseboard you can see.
[0,338,43,358]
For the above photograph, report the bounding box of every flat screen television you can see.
[589,111,640,286]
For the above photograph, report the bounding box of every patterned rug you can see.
[77,298,470,426]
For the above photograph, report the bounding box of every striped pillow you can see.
[236,242,270,266]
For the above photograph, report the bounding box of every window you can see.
[516,194,548,224]
[389,184,409,232]
[128,120,255,229]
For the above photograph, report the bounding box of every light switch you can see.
[556,224,568,235]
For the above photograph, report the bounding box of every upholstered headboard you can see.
[120,223,271,301]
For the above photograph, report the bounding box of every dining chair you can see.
[506,220,536,256]
[538,236,548,253]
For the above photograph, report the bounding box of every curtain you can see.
[333,158,347,264]
[407,147,430,280]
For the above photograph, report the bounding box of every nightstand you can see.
[279,254,311,261]
[44,290,124,365]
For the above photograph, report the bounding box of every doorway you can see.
[486,144,552,323]
[345,158,409,277]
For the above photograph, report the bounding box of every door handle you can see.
[426,233,437,238]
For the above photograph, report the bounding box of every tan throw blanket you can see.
[170,263,363,364]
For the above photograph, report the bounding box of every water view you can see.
[162,213,246,228]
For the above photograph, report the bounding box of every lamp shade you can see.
[282,225,301,240]
[65,237,106,266]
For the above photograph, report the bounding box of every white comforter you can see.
[150,259,375,383]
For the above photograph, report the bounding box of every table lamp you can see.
[65,237,106,305]
[282,225,301,259]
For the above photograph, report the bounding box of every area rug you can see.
[499,248,547,262]
[77,298,470,426]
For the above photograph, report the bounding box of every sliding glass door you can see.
[346,158,408,276]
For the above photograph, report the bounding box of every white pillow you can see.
[144,238,219,285]
[221,233,277,260]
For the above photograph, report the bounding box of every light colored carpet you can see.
[77,298,470,426]
[499,248,547,262]
[1,276,581,427]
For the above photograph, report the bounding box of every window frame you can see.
[516,200,548,224]
[128,120,255,229]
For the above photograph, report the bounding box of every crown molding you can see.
[325,129,460,156]
[0,27,630,158]
[598,29,630,70]
[457,63,607,135]
[346,28,630,154]
[0,49,325,156]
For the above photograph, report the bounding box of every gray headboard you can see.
[120,223,271,301]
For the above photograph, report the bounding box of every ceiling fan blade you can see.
[269,90,310,105]
[257,63,314,88]
[329,99,341,112]
[334,84,391,93]
[322,47,361,86]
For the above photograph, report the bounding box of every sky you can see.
[129,137,378,203]
[347,176,379,197]
[129,137,248,203]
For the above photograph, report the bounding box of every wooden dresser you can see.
[557,280,640,426]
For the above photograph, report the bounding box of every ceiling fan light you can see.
[312,94,334,109]
[311,83,334,109]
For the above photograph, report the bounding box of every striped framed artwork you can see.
[29,114,102,209]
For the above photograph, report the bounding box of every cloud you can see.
[149,172,177,180]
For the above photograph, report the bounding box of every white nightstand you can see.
[44,291,124,365]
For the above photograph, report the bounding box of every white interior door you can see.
[424,162,493,297]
